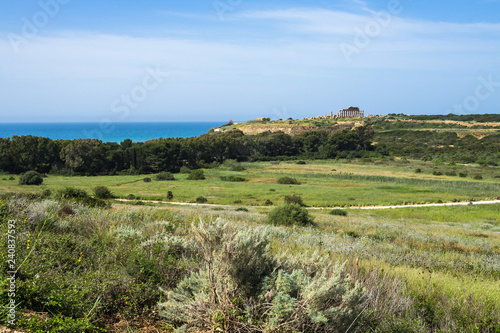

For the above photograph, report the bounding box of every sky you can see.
[0,0,499,122]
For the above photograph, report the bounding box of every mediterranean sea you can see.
[0,122,223,143]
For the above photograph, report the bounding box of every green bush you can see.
[329,209,348,216]
[19,171,43,185]
[196,196,208,203]
[230,164,246,171]
[263,199,273,206]
[235,207,248,212]
[8,176,15,181]
[473,174,483,180]
[155,172,175,181]
[432,171,443,176]
[55,187,108,208]
[93,186,113,199]
[277,177,300,185]
[159,220,365,332]
[445,171,457,176]
[167,191,174,200]
[220,176,246,182]
[41,189,52,198]
[459,172,468,178]
[415,168,422,173]
[267,203,314,227]
[284,195,305,206]
[143,177,152,182]
[56,187,88,200]
[188,169,205,180]
[179,166,191,174]
[296,160,306,165]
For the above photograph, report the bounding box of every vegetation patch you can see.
[188,169,206,180]
[267,203,314,227]
[19,171,43,186]
[277,176,301,185]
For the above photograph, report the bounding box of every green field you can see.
[1,159,498,207]
[1,157,500,332]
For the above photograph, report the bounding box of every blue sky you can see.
[1,0,499,122]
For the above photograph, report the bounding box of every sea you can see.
[0,122,223,143]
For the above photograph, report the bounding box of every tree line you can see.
[0,126,377,175]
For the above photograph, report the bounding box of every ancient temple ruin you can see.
[333,106,364,118]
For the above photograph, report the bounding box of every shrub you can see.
[432,171,443,176]
[188,169,205,180]
[473,174,483,180]
[58,204,75,217]
[233,200,242,204]
[41,189,52,198]
[415,168,422,173]
[459,172,468,178]
[93,186,113,199]
[230,164,246,171]
[445,171,457,176]
[179,166,191,174]
[159,220,365,332]
[267,203,314,227]
[155,172,175,181]
[235,207,248,212]
[127,194,136,199]
[19,171,43,185]
[329,209,348,216]
[55,187,108,208]
[220,176,246,182]
[143,177,152,182]
[284,195,305,206]
[196,196,208,203]
[166,191,174,200]
[9,176,15,181]
[56,187,88,200]
[263,199,273,206]
[269,188,276,192]
[296,160,306,165]
[277,177,300,185]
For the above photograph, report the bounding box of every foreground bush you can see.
[19,171,43,185]
[267,203,314,227]
[158,220,366,332]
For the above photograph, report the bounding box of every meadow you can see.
[1,158,499,332]
[1,158,499,207]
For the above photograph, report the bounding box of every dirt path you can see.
[356,200,500,210]
[115,199,500,210]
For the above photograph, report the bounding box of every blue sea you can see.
[0,122,223,143]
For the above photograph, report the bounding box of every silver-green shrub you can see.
[158,219,366,332]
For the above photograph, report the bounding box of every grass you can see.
[1,159,498,207]
[1,192,499,332]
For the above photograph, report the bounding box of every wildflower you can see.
[35,274,40,279]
